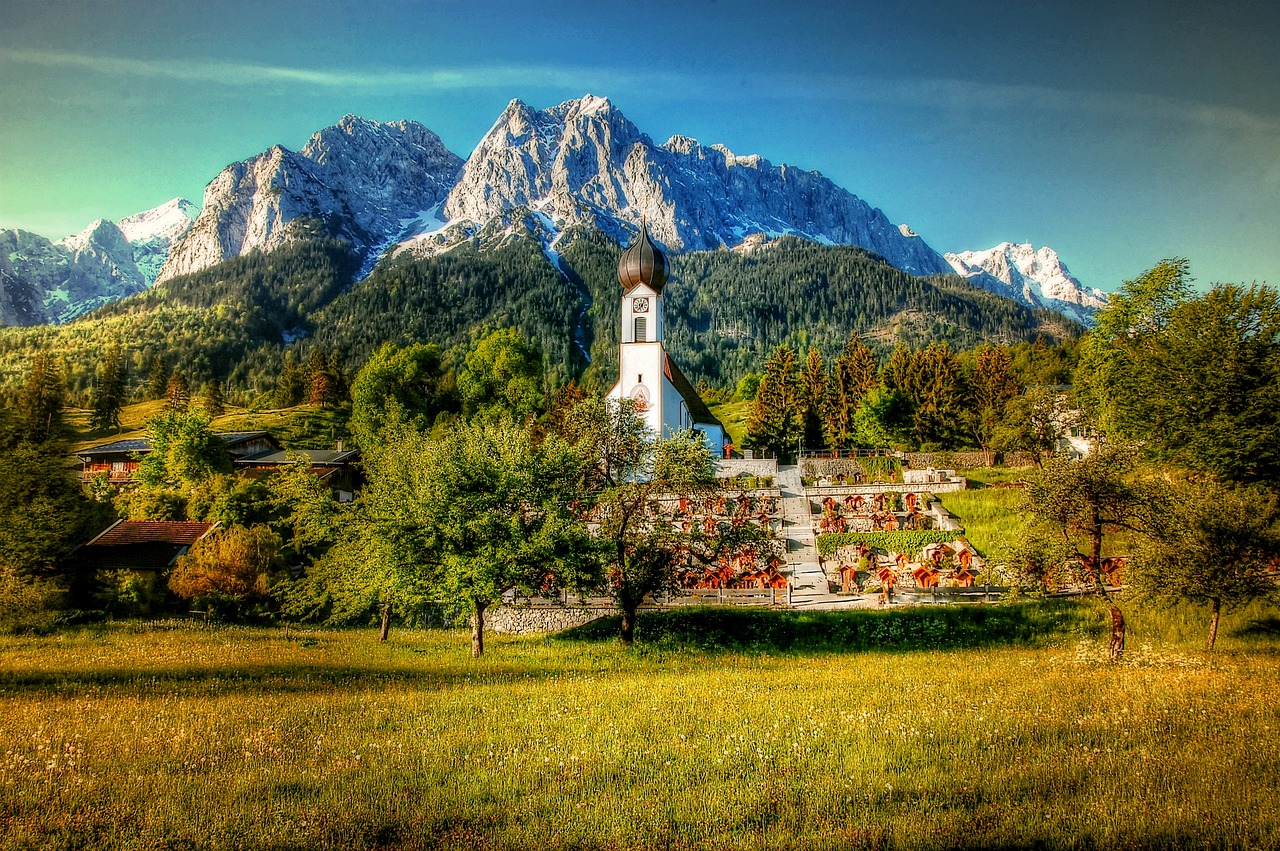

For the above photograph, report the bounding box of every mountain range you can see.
[0,94,1106,330]
[0,199,196,325]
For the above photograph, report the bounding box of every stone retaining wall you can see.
[486,606,610,635]
[717,458,779,478]
[903,451,1040,469]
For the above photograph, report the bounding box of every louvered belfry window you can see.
[634,316,647,343]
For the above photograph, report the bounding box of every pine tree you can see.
[306,350,332,407]
[198,379,226,417]
[882,343,915,394]
[746,344,801,460]
[15,352,66,444]
[147,354,168,400]
[910,343,968,447]
[325,351,349,404]
[822,332,878,448]
[166,369,190,412]
[89,342,127,432]
[275,352,305,408]
[968,345,1022,463]
[798,347,826,450]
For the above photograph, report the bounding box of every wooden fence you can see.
[892,586,1094,605]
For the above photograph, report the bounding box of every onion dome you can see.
[617,221,668,293]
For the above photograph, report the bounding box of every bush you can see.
[0,564,62,634]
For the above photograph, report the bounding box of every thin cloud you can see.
[811,73,1280,137]
[0,48,663,93]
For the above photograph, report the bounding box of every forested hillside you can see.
[0,228,1077,403]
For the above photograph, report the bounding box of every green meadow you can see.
[2,601,1279,850]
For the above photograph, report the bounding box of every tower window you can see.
[634,316,647,343]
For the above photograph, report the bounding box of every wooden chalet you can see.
[75,431,281,483]
[233,447,362,502]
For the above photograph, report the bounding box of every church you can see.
[607,222,727,453]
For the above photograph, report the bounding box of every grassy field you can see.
[68,401,351,452]
[707,399,750,450]
[941,469,1140,560]
[2,601,1279,850]
[936,486,1026,558]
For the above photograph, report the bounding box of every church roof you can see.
[618,221,668,293]
[664,354,722,429]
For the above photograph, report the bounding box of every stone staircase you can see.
[774,464,837,607]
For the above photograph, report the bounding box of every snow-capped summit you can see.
[0,198,199,325]
[116,198,198,284]
[118,198,198,246]
[945,242,1108,324]
[404,94,951,276]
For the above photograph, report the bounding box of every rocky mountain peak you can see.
[159,115,464,284]
[421,95,951,276]
[945,242,1108,324]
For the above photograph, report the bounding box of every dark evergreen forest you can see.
[0,228,1078,404]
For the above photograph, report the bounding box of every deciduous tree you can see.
[1131,481,1280,650]
[169,525,283,611]
[363,418,596,656]
[349,342,457,452]
[136,409,232,491]
[565,398,771,645]
[458,328,546,423]
[1019,443,1156,659]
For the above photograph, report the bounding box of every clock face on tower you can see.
[632,297,650,313]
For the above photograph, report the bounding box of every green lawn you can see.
[69,401,351,452]
[2,602,1279,850]
[707,399,751,450]
[936,486,1027,558]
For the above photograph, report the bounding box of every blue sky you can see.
[1,0,1277,292]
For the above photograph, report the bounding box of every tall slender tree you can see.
[823,332,878,449]
[15,352,66,444]
[165,369,190,412]
[746,344,800,460]
[146,354,168,400]
[89,342,128,432]
[967,345,1022,465]
[198,379,226,417]
[797,347,827,451]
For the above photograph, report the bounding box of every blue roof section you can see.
[77,430,275,458]
[76,438,151,456]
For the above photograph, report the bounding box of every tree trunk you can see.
[471,602,486,658]
[1109,605,1125,662]
[379,603,392,643]
[620,605,637,646]
[1206,596,1221,652]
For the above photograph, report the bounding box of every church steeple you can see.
[607,214,725,452]
[617,220,668,293]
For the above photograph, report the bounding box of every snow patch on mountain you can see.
[945,242,1108,325]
